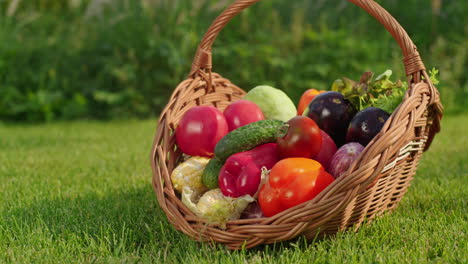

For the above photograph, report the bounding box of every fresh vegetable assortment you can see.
[171,69,407,226]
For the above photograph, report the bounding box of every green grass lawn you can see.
[0,115,466,263]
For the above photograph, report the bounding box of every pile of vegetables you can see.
[170,69,430,227]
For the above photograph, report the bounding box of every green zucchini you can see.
[214,120,289,161]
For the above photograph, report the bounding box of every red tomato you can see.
[297,89,326,115]
[223,100,265,131]
[258,158,334,217]
[175,106,228,157]
[277,116,322,158]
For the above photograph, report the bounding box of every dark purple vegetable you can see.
[346,107,390,146]
[304,91,357,146]
[241,201,264,219]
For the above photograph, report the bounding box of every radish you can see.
[223,100,265,131]
[175,106,228,157]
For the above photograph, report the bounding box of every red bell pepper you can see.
[258,158,334,217]
[219,143,280,198]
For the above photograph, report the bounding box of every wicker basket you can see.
[151,0,444,249]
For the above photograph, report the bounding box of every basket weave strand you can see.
[151,0,443,249]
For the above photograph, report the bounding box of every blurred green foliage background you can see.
[0,0,466,122]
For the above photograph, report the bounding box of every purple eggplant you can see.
[346,107,390,146]
[304,91,357,146]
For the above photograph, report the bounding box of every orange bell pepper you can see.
[258,158,334,217]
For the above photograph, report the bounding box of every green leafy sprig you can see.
[331,68,440,113]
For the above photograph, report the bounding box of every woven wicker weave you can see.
[151,0,444,249]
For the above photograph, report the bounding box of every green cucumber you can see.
[202,158,224,189]
[214,120,289,161]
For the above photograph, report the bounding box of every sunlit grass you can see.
[0,115,466,263]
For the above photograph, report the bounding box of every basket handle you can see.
[190,0,426,80]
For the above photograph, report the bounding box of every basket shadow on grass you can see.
[1,186,199,252]
[2,183,337,255]
[3,182,459,257]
